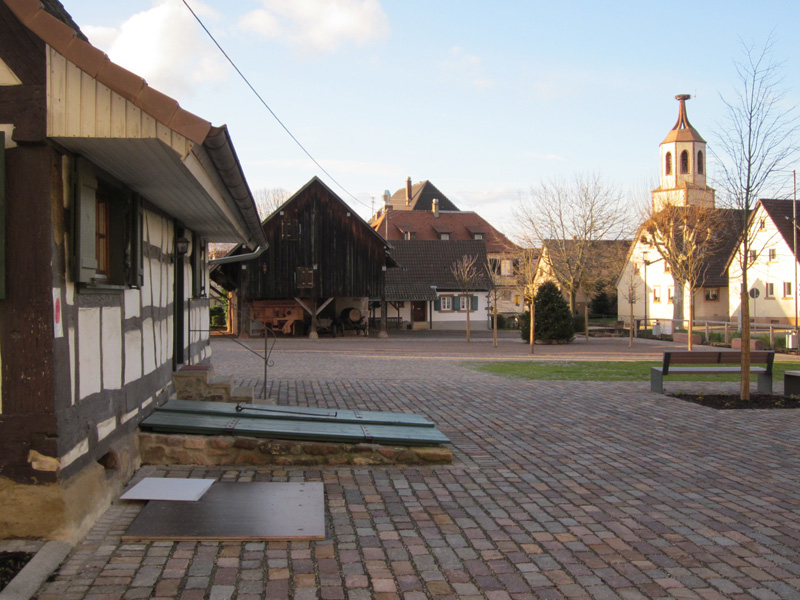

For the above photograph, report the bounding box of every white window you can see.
[440,296,452,311]
[749,250,757,263]
[653,286,662,303]
[664,263,671,274]
[473,233,483,240]
[784,282,793,297]
[705,288,719,301]
[667,287,674,304]
[501,260,513,276]
[459,295,469,311]
[759,218,767,231]
[439,233,450,240]
[766,283,775,298]
[768,248,777,261]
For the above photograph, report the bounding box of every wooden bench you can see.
[651,350,774,394]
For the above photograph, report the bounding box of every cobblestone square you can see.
[35,334,800,599]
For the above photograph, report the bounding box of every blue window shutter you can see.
[434,297,441,311]
[471,295,478,311]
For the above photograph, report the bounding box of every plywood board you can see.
[122,482,325,541]
[120,477,215,502]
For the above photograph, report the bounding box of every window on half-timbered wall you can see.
[74,158,142,289]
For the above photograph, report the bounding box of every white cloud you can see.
[440,46,495,89]
[239,0,389,56]
[82,1,227,97]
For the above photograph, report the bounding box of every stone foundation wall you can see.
[138,433,453,467]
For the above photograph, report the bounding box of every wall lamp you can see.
[175,236,190,256]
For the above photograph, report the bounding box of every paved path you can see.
[35,335,800,599]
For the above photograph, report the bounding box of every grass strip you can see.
[469,361,800,382]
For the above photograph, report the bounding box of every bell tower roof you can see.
[661,94,706,144]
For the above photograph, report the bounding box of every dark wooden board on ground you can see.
[122,482,325,541]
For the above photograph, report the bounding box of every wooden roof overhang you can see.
[6,0,266,247]
[54,132,265,246]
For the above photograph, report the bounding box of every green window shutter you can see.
[130,194,143,287]
[74,158,98,283]
[433,297,441,311]
[471,295,478,311]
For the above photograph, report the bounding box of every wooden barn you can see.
[214,177,394,337]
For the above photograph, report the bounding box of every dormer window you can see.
[665,152,672,175]
[473,233,483,240]
[439,233,450,241]
[680,150,689,174]
[697,150,704,174]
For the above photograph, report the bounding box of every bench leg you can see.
[758,373,772,394]
[650,368,663,394]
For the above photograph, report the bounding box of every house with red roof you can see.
[371,179,524,326]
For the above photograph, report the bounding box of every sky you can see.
[61,0,800,240]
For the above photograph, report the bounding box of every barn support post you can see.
[379,296,388,338]
[309,296,319,339]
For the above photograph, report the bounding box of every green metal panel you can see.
[159,399,435,427]
[140,411,450,446]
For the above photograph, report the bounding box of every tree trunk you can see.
[628,297,634,347]
[584,303,589,342]
[466,294,471,343]
[492,294,498,348]
[740,281,751,400]
[529,302,535,355]
[687,289,694,351]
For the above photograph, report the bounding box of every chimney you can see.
[432,198,439,218]
[405,177,412,205]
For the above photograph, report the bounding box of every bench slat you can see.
[653,350,774,394]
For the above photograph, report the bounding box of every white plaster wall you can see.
[78,308,101,399]
[142,318,156,375]
[124,324,143,385]
[729,207,799,325]
[431,292,490,330]
[101,306,122,390]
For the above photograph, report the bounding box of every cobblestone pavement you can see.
[36,335,800,599]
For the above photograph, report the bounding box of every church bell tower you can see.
[652,94,715,211]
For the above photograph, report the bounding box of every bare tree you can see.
[253,188,290,221]
[515,174,631,314]
[576,240,630,342]
[714,36,798,399]
[450,255,481,342]
[485,262,502,348]
[618,260,642,347]
[642,201,733,350]
[515,248,539,354]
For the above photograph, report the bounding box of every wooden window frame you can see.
[74,158,142,291]
[704,288,719,302]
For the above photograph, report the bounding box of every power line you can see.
[180,0,372,211]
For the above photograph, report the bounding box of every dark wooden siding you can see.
[235,179,387,299]
[0,146,58,482]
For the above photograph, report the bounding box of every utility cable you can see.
[181,0,371,210]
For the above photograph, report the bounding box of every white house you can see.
[727,199,800,327]
[381,240,491,331]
